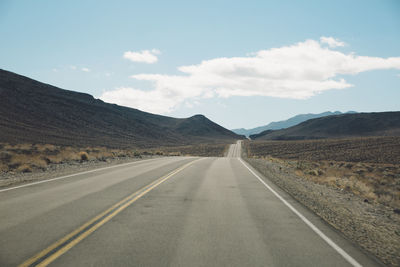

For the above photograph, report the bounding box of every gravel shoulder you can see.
[0,156,159,189]
[244,157,400,267]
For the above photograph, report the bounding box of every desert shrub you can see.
[296,161,304,170]
[42,157,51,164]
[8,162,20,169]
[30,158,48,170]
[0,151,12,163]
[168,152,181,156]
[308,169,321,176]
[46,155,63,163]
[79,151,89,161]
[17,164,32,173]
[0,163,9,172]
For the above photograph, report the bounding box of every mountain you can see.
[0,69,243,148]
[250,112,400,140]
[232,111,357,137]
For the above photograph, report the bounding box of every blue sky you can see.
[1,0,399,129]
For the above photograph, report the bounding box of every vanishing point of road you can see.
[0,141,382,266]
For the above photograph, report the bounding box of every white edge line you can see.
[0,157,177,193]
[238,158,363,267]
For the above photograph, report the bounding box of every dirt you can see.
[244,157,400,266]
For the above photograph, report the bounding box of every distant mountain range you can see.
[232,111,357,137]
[250,111,400,140]
[0,69,243,148]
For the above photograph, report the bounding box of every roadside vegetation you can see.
[0,142,229,174]
[146,143,229,158]
[244,137,400,210]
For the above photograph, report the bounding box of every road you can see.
[0,141,381,266]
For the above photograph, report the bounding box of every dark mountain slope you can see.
[250,112,400,140]
[0,69,242,148]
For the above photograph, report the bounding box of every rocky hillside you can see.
[0,69,243,148]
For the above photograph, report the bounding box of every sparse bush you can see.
[35,144,56,152]
[8,162,20,170]
[0,151,12,163]
[345,163,353,169]
[42,157,51,164]
[31,158,48,170]
[79,151,89,161]
[17,164,32,173]
[0,163,9,172]
[168,152,181,156]
[296,161,304,170]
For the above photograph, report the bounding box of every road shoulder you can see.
[243,156,399,266]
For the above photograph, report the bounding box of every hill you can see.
[0,69,243,148]
[250,112,400,140]
[232,111,356,137]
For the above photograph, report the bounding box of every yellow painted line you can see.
[19,158,202,267]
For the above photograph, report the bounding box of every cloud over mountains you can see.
[101,37,400,114]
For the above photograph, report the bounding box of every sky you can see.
[1,0,399,129]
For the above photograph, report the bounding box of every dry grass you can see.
[289,160,400,209]
[244,137,400,210]
[142,143,229,157]
[0,142,229,174]
[0,143,141,173]
[16,164,33,173]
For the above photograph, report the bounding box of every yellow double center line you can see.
[19,158,202,267]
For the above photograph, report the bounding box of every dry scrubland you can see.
[246,136,400,164]
[244,137,400,266]
[0,143,228,174]
[0,143,139,174]
[148,143,229,157]
[246,137,400,209]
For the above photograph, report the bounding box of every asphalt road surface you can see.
[0,141,382,266]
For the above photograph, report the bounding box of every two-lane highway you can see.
[0,142,381,266]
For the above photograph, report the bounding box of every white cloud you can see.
[81,67,90,72]
[320,36,346,47]
[100,38,400,114]
[70,65,77,70]
[100,87,179,114]
[123,49,161,64]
